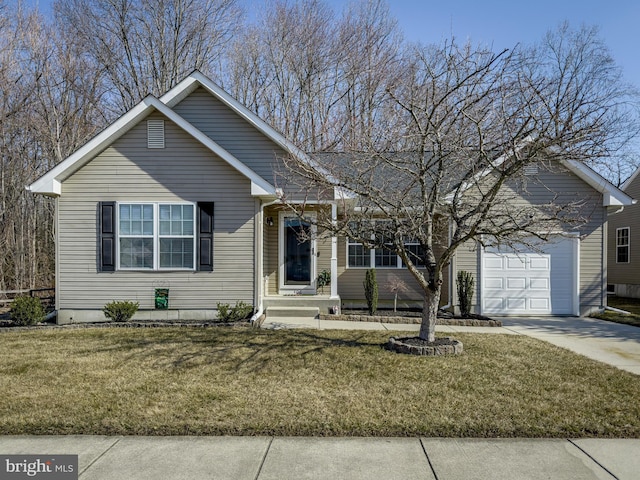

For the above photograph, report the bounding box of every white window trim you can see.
[346,237,423,269]
[116,201,196,271]
[616,227,630,264]
[278,211,317,294]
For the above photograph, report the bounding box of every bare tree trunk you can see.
[419,287,440,342]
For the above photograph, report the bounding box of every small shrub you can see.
[10,296,46,326]
[364,268,378,315]
[457,270,475,317]
[217,301,253,322]
[103,300,139,322]
[317,269,331,294]
[386,276,408,312]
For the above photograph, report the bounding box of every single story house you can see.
[608,167,640,298]
[28,71,635,323]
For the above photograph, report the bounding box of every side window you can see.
[347,238,369,267]
[616,227,630,263]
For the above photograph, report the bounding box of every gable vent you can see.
[147,120,165,148]
[524,164,538,176]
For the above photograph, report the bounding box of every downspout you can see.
[601,205,625,310]
[441,218,453,311]
[250,197,281,324]
[601,212,606,310]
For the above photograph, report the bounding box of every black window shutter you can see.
[99,201,116,272]
[198,202,214,271]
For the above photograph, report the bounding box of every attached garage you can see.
[480,236,579,315]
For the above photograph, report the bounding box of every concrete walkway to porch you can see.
[262,315,640,375]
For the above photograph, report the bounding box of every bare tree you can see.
[0,5,105,293]
[224,0,403,152]
[281,26,639,343]
[55,0,242,113]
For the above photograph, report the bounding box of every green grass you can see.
[591,296,640,327]
[1,327,640,437]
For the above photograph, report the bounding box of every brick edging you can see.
[318,314,502,327]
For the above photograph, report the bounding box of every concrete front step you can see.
[266,306,320,319]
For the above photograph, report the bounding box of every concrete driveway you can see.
[500,316,640,375]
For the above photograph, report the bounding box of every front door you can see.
[279,214,316,294]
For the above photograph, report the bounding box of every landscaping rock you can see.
[387,336,463,356]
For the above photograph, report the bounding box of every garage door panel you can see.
[484,298,505,310]
[529,256,550,269]
[485,278,503,289]
[506,278,526,289]
[484,256,504,269]
[530,298,550,310]
[506,256,525,269]
[529,278,549,290]
[506,298,526,310]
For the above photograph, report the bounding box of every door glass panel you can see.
[285,218,311,284]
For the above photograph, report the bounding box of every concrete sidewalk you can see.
[1,435,639,479]
[263,315,640,375]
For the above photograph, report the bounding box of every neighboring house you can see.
[28,71,634,323]
[608,167,640,298]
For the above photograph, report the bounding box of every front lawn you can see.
[591,296,640,327]
[1,327,639,437]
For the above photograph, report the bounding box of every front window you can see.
[119,204,154,268]
[347,237,424,269]
[118,203,195,270]
[159,204,194,268]
[617,227,630,263]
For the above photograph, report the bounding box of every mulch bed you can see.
[320,310,502,327]
[0,319,251,332]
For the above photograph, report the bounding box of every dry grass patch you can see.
[592,296,640,327]
[1,327,640,437]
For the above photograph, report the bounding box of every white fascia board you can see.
[562,160,635,206]
[251,182,278,197]
[29,93,276,197]
[28,98,157,195]
[621,167,640,191]
[334,186,356,200]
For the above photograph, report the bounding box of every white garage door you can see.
[481,238,577,315]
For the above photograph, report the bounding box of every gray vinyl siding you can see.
[263,205,332,294]
[57,111,256,311]
[336,236,451,308]
[608,173,640,286]
[453,164,606,315]
[173,87,288,186]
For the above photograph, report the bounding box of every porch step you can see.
[266,306,320,319]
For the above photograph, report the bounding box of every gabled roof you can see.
[621,166,640,191]
[313,149,635,208]
[162,70,334,181]
[562,160,635,207]
[451,138,634,207]
[28,72,304,197]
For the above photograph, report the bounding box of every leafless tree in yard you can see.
[281,25,640,342]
